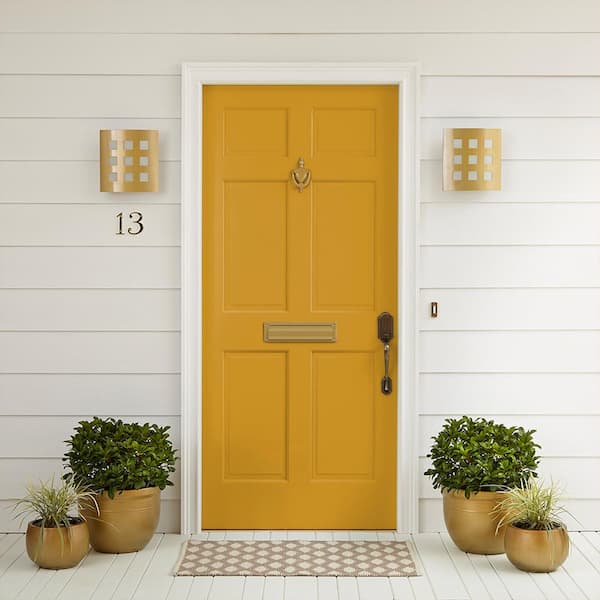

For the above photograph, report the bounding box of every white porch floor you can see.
[1,530,599,600]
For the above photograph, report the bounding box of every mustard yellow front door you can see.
[202,85,398,529]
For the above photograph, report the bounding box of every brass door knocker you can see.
[290,158,311,192]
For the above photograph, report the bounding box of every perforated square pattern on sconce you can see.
[443,128,501,191]
[100,130,159,192]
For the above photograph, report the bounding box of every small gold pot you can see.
[82,487,160,553]
[504,524,569,572]
[26,519,89,569]
[443,489,506,554]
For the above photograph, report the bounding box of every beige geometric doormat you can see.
[174,540,420,577]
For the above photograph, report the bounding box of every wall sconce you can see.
[443,128,501,191]
[100,129,159,192]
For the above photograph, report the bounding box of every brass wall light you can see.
[100,129,159,192]
[443,128,501,191]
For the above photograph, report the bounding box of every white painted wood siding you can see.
[2,0,600,33]
[1,2,599,532]
[419,70,600,529]
[3,34,600,76]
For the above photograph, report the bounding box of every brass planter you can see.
[82,487,160,553]
[26,519,89,569]
[443,489,506,554]
[504,524,569,572]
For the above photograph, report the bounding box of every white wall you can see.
[1,1,600,532]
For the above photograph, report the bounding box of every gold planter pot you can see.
[504,524,569,572]
[443,489,506,554]
[82,487,160,553]
[26,519,89,569]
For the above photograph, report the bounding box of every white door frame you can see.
[180,61,420,535]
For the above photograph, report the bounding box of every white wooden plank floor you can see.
[0,531,596,600]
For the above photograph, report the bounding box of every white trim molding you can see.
[181,62,420,535]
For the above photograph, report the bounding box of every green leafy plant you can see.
[11,475,98,558]
[424,416,540,498]
[493,477,568,532]
[63,417,177,499]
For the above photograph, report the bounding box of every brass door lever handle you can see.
[377,312,394,395]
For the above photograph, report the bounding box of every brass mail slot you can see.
[263,322,336,343]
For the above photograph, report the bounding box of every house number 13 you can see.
[116,212,144,235]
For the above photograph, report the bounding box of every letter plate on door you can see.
[263,322,337,343]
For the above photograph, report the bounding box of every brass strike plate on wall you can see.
[430,302,438,318]
[263,322,336,343]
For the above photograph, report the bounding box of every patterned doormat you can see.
[174,540,420,577]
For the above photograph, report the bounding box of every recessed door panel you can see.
[224,108,289,156]
[224,352,288,479]
[203,85,398,529]
[312,182,376,311]
[312,352,375,479]
[224,182,287,310]
[313,108,376,156]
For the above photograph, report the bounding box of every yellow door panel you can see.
[312,352,375,478]
[203,85,398,529]
[313,108,376,156]
[224,182,288,310]
[223,108,289,156]
[223,352,288,479]
[312,182,376,310]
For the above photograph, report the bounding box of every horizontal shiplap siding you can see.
[0,332,180,372]
[421,160,600,203]
[0,119,180,160]
[1,3,599,533]
[0,248,180,288]
[3,34,600,76]
[0,205,180,246]
[0,374,180,415]
[0,76,179,118]
[419,72,600,531]
[2,0,600,33]
[421,245,600,288]
[419,373,600,415]
[0,290,179,330]
[0,161,181,204]
[0,36,184,533]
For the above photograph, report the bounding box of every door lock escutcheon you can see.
[377,312,394,395]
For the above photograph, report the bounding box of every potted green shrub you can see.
[424,416,540,554]
[493,477,569,572]
[63,417,177,553]
[12,475,97,569]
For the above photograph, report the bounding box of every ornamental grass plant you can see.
[493,476,569,532]
[12,475,98,558]
[13,474,98,530]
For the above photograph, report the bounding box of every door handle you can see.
[377,312,394,395]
